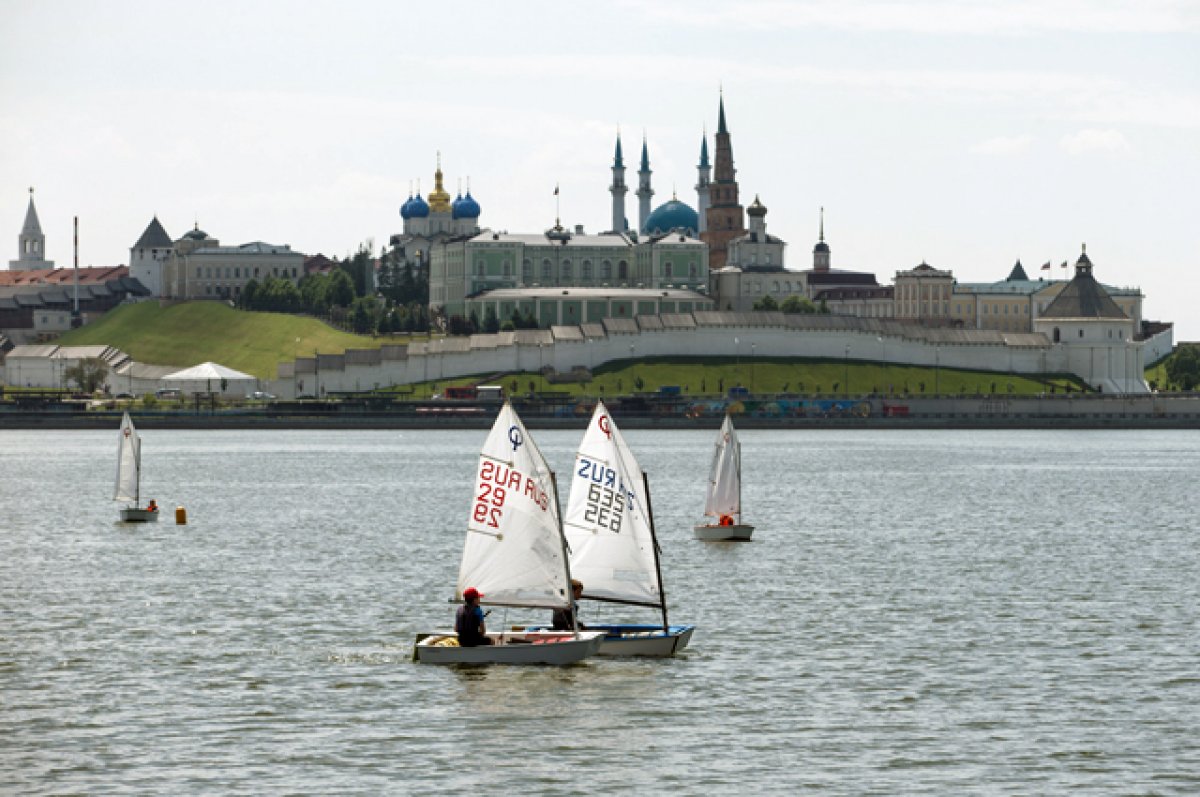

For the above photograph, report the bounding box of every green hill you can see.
[57,302,389,379]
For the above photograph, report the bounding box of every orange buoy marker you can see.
[175,505,188,525]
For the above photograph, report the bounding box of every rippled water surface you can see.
[3,427,1199,795]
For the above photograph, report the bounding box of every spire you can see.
[640,135,650,171]
[819,206,825,242]
[614,132,624,168]
[698,131,710,169]
[22,187,43,236]
[718,93,728,136]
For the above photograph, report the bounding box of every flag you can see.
[1060,260,1068,268]
[1041,261,1051,270]
[554,184,559,196]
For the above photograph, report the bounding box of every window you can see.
[582,261,592,280]
[475,260,484,276]
[542,259,552,280]
[561,260,573,281]
[196,267,202,277]
[522,259,533,282]
[503,259,511,276]
[618,261,628,280]
[690,262,697,278]
[601,260,612,280]
[1078,329,1084,338]
[665,262,673,278]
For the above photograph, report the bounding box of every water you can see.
[2,427,1198,795]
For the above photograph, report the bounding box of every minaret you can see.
[636,135,654,233]
[10,187,54,270]
[702,93,745,269]
[695,131,711,235]
[813,207,831,271]
[609,132,628,233]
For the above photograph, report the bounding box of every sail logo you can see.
[507,426,523,451]
[598,414,612,439]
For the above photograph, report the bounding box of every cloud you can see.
[970,135,1035,155]
[1059,129,1132,155]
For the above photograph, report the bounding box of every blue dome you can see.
[456,190,481,219]
[642,199,698,236]
[400,195,414,220]
[408,194,430,218]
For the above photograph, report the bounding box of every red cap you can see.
[463,587,482,601]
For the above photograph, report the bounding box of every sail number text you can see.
[583,483,624,533]
[474,460,550,529]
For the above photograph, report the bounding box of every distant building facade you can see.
[148,223,303,300]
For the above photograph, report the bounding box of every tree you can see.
[64,357,109,393]
[780,295,817,314]
[483,307,500,334]
[239,278,260,309]
[752,295,779,311]
[328,269,356,308]
[1166,345,1200,391]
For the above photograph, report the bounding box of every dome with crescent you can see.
[642,197,699,236]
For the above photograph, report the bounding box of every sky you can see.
[2,0,1198,337]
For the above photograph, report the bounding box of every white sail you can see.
[703,415,741,519]
[564,402,662,607]
[113,412,141,504]
[457,402,572,610]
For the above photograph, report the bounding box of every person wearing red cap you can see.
[455,587,493,646]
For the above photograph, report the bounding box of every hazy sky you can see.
[2,1,1197,336]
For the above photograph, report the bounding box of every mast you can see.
[641,471,670,633]
[549,471,579,636]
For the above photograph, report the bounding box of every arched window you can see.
[664,262,673,278]
[502,260,511,276]
[542,259,552,280]
[522,259,533,282]
[601,260,612,280]
[618,261,628,280]
[561,260,573,281]
[582,260,592,280]
[1078,329,1084,338]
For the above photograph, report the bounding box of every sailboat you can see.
[414,402,606,665]
[693,414,753,541]
[114,412,158,523]
[551,401,694,656]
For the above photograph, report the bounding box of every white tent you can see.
[162,362,257,395]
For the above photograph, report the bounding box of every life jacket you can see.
[719,514,734,526]
[455,604,485,646]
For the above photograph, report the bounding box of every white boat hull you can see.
[119,507,159,523]
[693,523,753,541]
[413,629,605,665]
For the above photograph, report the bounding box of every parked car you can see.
[249,391,276,400]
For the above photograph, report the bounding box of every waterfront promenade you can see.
[2,392,1199,430]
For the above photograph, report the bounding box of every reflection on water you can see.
[2,428,1199,794]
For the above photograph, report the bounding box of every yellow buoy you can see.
[175,505,187,525]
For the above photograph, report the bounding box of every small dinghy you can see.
[693,414,753,541]
[414,402,604,665]
[114,413,158,523]
[526,402,694,657]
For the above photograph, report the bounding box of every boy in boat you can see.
[551,579,587,631]
[148,499,158,513]
[455,587,493,646]
[719,514,734,526]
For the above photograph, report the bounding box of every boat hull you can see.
[119,508,159,523]
[517,624,695,657]
[693,523,753,541]
[413,629,605,665]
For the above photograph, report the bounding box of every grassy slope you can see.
[403,356,1090,399]
[57,302,387,379]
